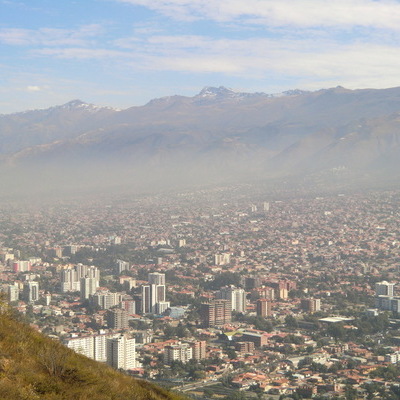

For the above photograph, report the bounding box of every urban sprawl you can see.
[1,187,400,400]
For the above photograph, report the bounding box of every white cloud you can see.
[28,31,400,89]
[0,24,103,47]
[33,47,129,59]
[116,0,400,30]
[26,85,42,92]
[116,34,400,89]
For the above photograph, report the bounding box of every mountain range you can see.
[2,85,400,196]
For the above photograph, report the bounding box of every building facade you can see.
[106,335,136,370]
[200,299,232,327]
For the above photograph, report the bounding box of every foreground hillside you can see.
[0,304,186,400]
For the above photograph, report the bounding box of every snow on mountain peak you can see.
[56,100,120,112]
[198,86,236,97]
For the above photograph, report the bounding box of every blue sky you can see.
[1,0,400,113]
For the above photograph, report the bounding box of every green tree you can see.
[285,315,298,329]
[326,323,345,341]
[225,392,246,400]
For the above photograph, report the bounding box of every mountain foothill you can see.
[1,85,400,195]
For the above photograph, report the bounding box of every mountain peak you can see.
[281,89,311,96]
[195,86,269,102]
[198,86,235,97]
[64,99,87,107]
[56,100,120,112]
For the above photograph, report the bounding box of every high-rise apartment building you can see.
[107,308,129,330]
[214,253,230,266]
[154,301,170,315]
[300,298,321,313]
[91,290,123,310]
[375,281,395,297]
[164,343,193,364]
[141,273,167,314]
[8,283,19,302]
[65,334,114,362]
[200,299,232,327]
[148,272,166,285]
[121,297,136,315]
[190,341,207,360]
[269,280,296,299]
[251,286,275,301]
[106,335,136,370]
[22,281,39,303]
[116,260,130,274]
[256,299,272,317]
[12,260,31,273]
[61,264,100,293]
[80,277,98,300]
[216,285,246,313]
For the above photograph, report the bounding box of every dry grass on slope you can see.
[0,305,186,400]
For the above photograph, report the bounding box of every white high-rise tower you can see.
[216,285,246,313]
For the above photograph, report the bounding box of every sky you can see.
[1,0,400,113]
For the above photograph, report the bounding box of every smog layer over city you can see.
[2,1,400,400]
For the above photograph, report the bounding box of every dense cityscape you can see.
[1,186,400,400]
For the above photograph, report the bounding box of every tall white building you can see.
[148,272,165,285]
[80,277,98,300]
[61,264,100,293]
[116,260,130,274]
[65,336,95,360]
[214,253,230,266]
[141,272,167,314]
[164,343,193,364]
[375,281,395,297]
[8,283,19,302]
[61,268,80,292]
[141,284,166,314]
[155,301,170,315]
[106,335,136,370]
[216,285,246,313]
[91,290,123,310]
[65,334,115,363]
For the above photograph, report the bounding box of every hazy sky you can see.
[1,0,400,113]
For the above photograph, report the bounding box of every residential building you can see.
[61,264,99,293]
[107,308,129,330]
[8,284,19,302]
[164,343,193,364]
[216,285,246,313]
[200,299,231,327]
[256,299,272,317]
[13,261,31,273]
[80,276,98,300]
[22,281,39,303]
[141,272,167,314]
[116,260,130,274]
[91,290,123,309]
[148,272,166,285]
[375,281,395,297]
[301,298,321,313]
[190,340,207,360]
[106,335,136,370]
